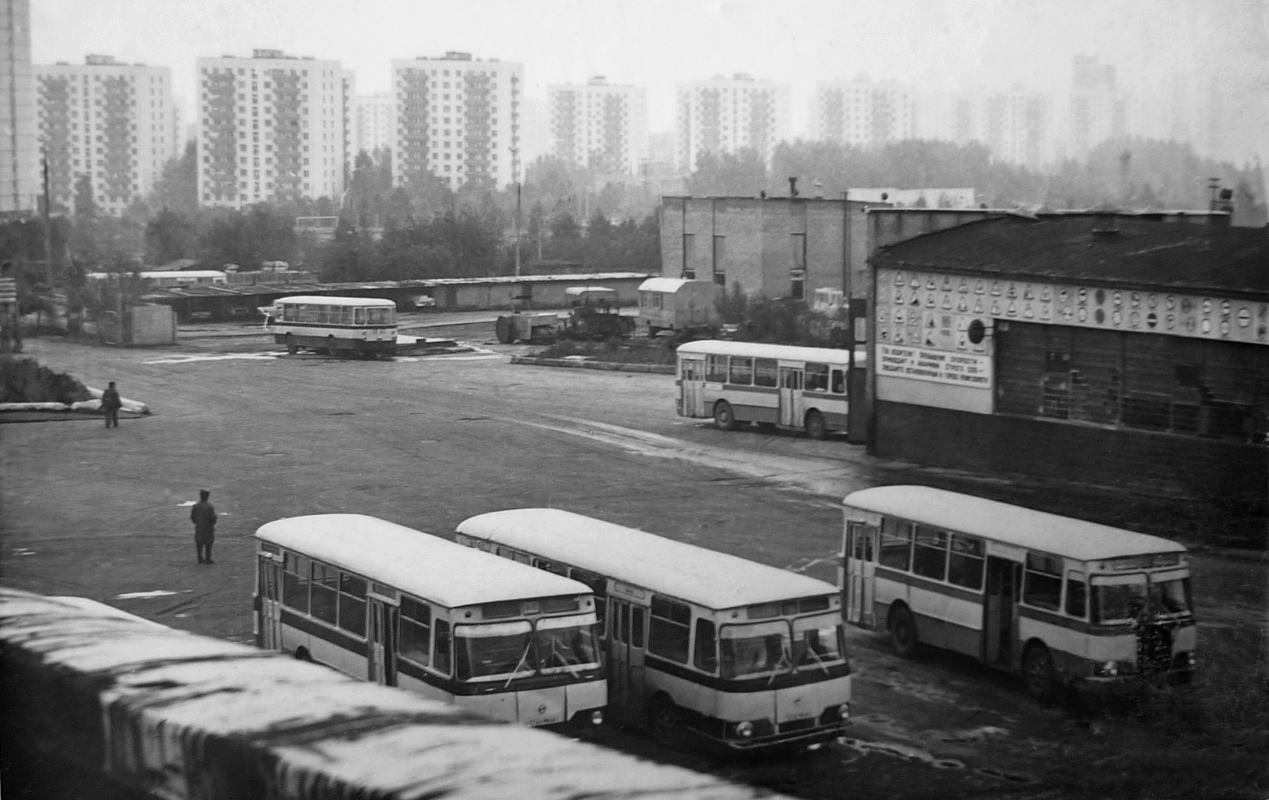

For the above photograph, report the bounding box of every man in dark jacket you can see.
[191,489,218,564]
[101,381,122,428]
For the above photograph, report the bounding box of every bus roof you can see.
[273,296,397,307]
[456,508,838,610]
[841,486,1186,561]
[676,339,866,366]
[255,514,593,608]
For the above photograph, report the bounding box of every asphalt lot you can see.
[2,318,1266,800]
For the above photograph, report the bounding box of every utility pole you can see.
[511,147,521,278]
[41,140,53,285]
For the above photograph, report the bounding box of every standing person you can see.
[191,489,218,564]
[101,381,122,428]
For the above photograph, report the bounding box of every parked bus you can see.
[268,295,397,357]
[839,485,1197,701]
[254,514,607,728]
[675,340,865,439]
[454,508,853,751]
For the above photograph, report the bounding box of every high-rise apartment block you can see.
[196,49,346,208]
[810,77,916,148]
[1,0,39,215]
[941,86,1053,167]
[353,92,394,157]
[1069,55,1127,158]
[675,74,791,172]
[391,52,523,190]
[548,76,647,174]
[36,55,176,216]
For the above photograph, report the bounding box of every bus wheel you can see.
[804,410,828,440]
[647,696,683,748]
[713,401,738,431]
[326,335,338,356]
[285,334,298,355]
[1022,644,1057,704]
[294,647,312,662]
[889,606,919,658]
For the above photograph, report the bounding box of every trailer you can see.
[636,278,722,339]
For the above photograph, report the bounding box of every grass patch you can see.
[0,357,92,404]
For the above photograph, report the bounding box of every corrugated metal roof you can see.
[870,214,1268,297]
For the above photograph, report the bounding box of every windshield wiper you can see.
[768,645,793,686]
[503,640,534,689]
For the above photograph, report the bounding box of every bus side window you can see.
[706,355,728,382]
[693,618,717,672]
[912,526,948,581]
[831,369,846,394]
[806,363,829,392]
[355,308,365,325]
[948,534,984,590]
[879,518,911,570]
[753,359,778,388]
[310,562,339,625]
[282,553,311,614]
[648,596,689,663]
[729,357,753,385]
[1023,553,1062,610]
[337,573,367,637]
[1065,572,1087,618]
[399,596,432,665]
[433,619,452,675]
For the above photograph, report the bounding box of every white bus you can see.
[675,340,865,439]
[840,486,1197,701]
[254,514,607,728]
[268,295,397,357]
[455,508,853,752]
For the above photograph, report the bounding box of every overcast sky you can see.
[29,0,1269,134]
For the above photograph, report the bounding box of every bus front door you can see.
[257,554,283,650]
[984,557,1019,665]
[844,522,878,627]
[367,599,398,686]
[679,357,706,417]
[607,598,647,722]
[778,367,804,427]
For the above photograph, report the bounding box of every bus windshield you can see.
[455,617,601,681]
[455,620,535,681]
[1149,575,1192,617]
[1092,573,1192,624]
[792,615,846,670]
[720,616,848,679]
[535,614,601,673]
[721,620,789,679]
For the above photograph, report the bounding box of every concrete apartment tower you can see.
[196,49,347,208]
[37,55,177,216]
[675,74,791,173]
[1,0,39,215]
[391,52,524,190]
[548,76,648,175]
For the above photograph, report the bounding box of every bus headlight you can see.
[837,702,851,720]
[734,720,755,738]
[590,710,604,726]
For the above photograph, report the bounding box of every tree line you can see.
[1,134,1261,305]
